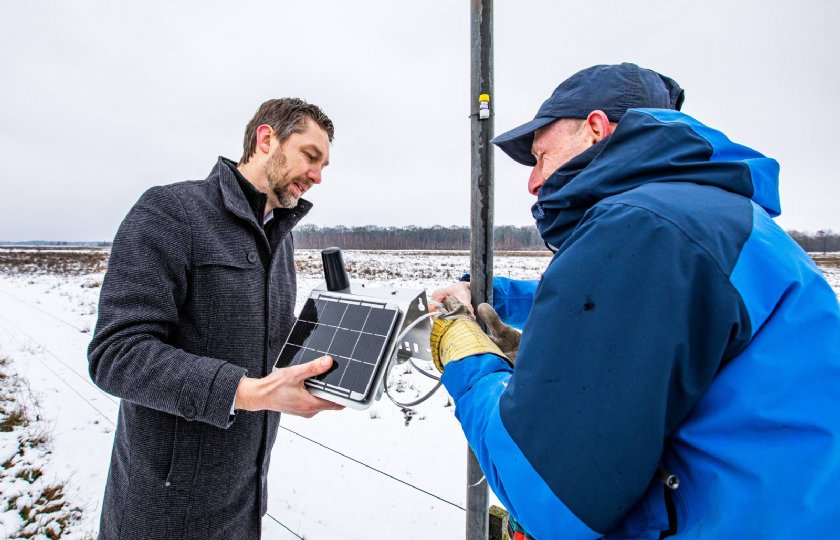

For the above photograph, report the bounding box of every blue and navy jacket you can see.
[442,109,840,538]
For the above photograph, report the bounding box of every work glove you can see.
[477,303,521,363]
[430,296,508,373]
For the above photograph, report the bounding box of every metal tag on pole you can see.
[468,0,493,538]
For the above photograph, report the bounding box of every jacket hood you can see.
[532,109,780,249]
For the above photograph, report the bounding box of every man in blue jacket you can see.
[430,63,840,538]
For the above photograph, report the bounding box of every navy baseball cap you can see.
[492,63,685,166]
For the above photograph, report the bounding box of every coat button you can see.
[247,252,257,264]
[184,404,196,418]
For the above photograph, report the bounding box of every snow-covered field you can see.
[0,248,549,540]
[1,247,838,540]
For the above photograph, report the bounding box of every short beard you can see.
[265,149,302,209]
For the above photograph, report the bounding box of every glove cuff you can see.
[430,318,507,372]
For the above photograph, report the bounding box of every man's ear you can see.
[585,110,613,143]
[256,125,274,156]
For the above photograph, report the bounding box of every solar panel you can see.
[277,292,400,407]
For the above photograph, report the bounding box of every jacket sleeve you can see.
[492,277,538,330]
[442,202,750,537]
[442,355,600,539]
[88,186,246,429]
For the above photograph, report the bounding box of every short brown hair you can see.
[239,98,334,165]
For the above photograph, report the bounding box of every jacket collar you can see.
[212,156,312,229]
[531,109,779,251]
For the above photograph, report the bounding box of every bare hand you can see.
[430,281,473,313]
[234,356,344,417]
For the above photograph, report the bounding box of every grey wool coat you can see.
[89,157,311,540]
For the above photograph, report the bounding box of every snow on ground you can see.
[0,248,549,540]
[811,253,840,300]
[0,260,111,539]
[825,268,840,300]
[1,247,837,539]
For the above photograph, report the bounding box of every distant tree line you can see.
[294,225,840,253]
[293,224,545,250]
[0,240,112,247]
[3,228,838,253]
[787,230,840,253]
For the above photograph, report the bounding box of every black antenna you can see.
[321,247,350,291]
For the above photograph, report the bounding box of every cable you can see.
[278,424,466,512]
[0,285,111,402]
[0,286,88,333]
[384,311,444,408]
[408,356,440,381]
[386,379,443,408]
[264,512,304,539]
[468,475,486,488]
[0,315,117,426]
[0,308,118,406]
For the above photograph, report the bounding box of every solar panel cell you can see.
[298,298,323,323]
[318,300,347,326]
[347,360,375,394]
[308,324,337,353]
[340,304,371,329]
[288,321,316,348]
[354,333,386,364]
[329,328,361,358]
[276,344,301,367]
[363,308,395,336]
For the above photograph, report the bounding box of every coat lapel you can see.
[213,157,262,228]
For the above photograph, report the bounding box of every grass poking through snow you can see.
[0,353,90,539]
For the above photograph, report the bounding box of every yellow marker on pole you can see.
[479,94,490,120]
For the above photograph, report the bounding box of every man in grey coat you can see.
[89,98,343,540]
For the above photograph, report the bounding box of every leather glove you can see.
[430,296,508,373]
[477,303,521,364]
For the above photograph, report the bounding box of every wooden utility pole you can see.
[468,0,493,539]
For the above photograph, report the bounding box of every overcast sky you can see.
[1,1,837,241]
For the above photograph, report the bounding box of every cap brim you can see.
[491,116,556,166]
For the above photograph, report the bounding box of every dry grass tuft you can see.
[0,351,87,538]
[16,466,44,483]
[0,407,29,431]
[24,430,50,447]
[811,253,840,268]
[8,482,85,539]
[0,247,109,276]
